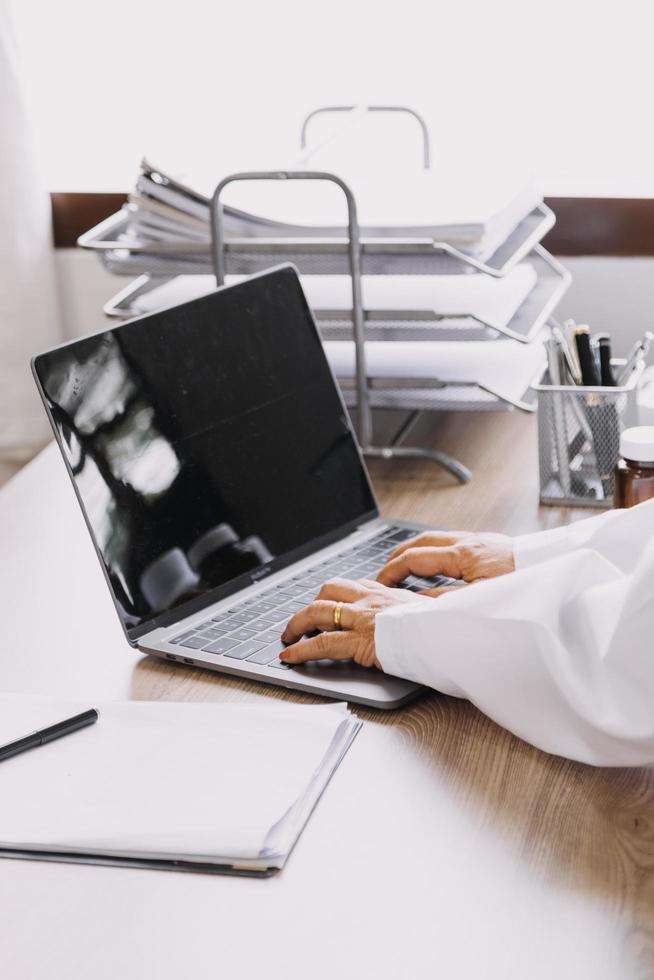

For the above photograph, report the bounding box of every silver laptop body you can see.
[33,266,434,709]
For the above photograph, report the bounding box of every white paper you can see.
[324,335,546,404]
[127,160,542,260]
[198,167,541,246]
[299,265,537,327]
[120,265,537,333]
[0,695,355,864]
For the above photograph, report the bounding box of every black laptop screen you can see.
[33,268,377,638]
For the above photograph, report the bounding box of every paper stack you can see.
[0,694,361,876]
[93,158,543,268]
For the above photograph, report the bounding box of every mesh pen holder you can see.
[533,359,643,507]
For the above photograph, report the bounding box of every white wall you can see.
[56,250,654,357]
[557,257,654,355]
[56,250,120,340]
[12,0,654,196]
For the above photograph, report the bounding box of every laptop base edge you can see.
[139,646,423,711]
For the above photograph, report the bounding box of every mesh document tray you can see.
[75,111,565,485]
[316,247,569,344]
[100,245,569,344]
[80,204,555,280]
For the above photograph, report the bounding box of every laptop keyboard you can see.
[168,526,454,669]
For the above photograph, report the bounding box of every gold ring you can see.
[333,602,343,630]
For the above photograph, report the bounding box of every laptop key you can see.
[228,627,258,641]
[246,601,277,615]
[170,630,196,644]
[281,584,309,598]
[178,634,213,650]
[201,626,232,640]
[246,640,286,665]
[219,616,248,630]
[268,658,292,670]
[385,529,416,543]
[277,600,307,614]
[188,620,209,632]
[202,636,242,655]
[253,629,282,645]
[248,617,278,630]
[418,575,457,589]
[403,576,451,591]
[358,546,386,558]
[223,640,266,660]
[298,591,319,603]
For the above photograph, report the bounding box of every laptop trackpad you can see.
[286,658,421,708]
[297,658,373,680]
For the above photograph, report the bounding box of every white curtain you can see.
[0,1,61,462]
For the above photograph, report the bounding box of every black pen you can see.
[574,326,600,386]
[596,334,616,386]
[0,709,98,763]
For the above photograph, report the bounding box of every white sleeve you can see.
[376,502,654,766]
[514,497,654,572]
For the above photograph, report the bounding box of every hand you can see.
[376,530,515,594]
[280,577,418,668]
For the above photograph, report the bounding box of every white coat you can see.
[376,499,654,765]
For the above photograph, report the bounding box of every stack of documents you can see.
[0,694,360,876]
[215,168,541,256]
[93,158,543,265]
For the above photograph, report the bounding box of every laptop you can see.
[32,266,449,708]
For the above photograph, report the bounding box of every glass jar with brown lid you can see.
[614,426,654,508]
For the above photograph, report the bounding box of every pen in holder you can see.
[533,359,644,507]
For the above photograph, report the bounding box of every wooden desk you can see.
[1,413,652,980]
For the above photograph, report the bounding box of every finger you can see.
[377,546,461,586]
[280,630,357,664]
[316,577,371,602]
[417,584,466,597]
[282,600,356,643]
[388,531,465,561]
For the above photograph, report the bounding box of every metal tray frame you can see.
[102,246,567,347]
[210,171,548,482]
[79,203,554,281]
[314,246,569,344]
[78,107,569,482]
[338,377,539,413]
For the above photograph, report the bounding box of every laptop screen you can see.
[33,267,377,640]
